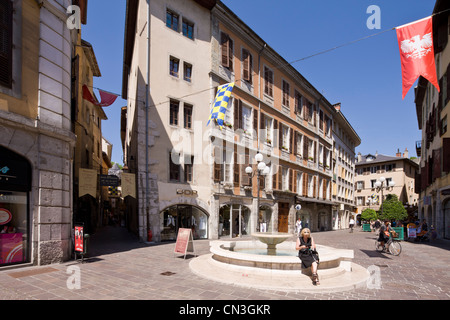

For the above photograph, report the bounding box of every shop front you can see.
[0,147,31,267]
[160,204,209,241]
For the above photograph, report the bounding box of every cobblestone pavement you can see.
[0,226,449,302]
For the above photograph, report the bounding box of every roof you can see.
[356,153,419,168]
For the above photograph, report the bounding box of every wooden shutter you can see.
[323,178,327,200]
[313,176,316,198]
[293,170,297,193]
[278,123,283,149]
[272,164,278,189]
[289,168,293,191]
[443,138,450,172]
[303,173,308,196]
[253,109,258,137]
[71,55,80,122]
[303,136,309,159]
[243,49,252,83]
[0,0,13,88]
[234,99,242,129]
[233,144,239,186]
[221,32,229,68]
[278,166,282,190]
[289,128,293,154]
[273,119,278,147]
[293,131,297,155]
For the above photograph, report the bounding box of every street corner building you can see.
[0,0,82,267]
[121,0,361,243]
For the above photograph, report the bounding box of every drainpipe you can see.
[145,0,151,241]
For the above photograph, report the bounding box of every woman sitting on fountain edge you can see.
[296,228,320,285]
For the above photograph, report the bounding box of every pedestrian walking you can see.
[295,217,302,235]
[349,218,355,233]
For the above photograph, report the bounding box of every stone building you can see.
[0,0,78,266]
[414,0,450,239]
[121,0,359,242]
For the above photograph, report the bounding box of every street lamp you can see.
[245,153,270,233]
[374,176,395,216]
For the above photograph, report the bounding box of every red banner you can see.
[74,226,84,252]
[82,85,119,107]
[396,16,439,99]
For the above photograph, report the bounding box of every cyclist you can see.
[377,220,392,251]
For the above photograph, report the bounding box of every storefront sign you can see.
[99,174,119,187]
[176,189,198,196]
[174,228,196,259]
[79,168,97,197]
[121,173,136,198]
[74,226,84,252]
[0,208,12,225]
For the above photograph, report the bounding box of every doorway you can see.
[278,202,289,233]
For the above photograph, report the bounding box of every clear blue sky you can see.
[83,0,437,165]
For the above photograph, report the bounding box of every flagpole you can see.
[145,0,151,241]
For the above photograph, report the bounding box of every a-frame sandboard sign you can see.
[174,228,196,259]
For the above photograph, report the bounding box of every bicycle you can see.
[375,237,402,256]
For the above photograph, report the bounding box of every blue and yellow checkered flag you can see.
[207,82,235,129]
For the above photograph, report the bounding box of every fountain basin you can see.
[189,239,371,292]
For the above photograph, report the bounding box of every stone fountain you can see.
[251,232,292,255]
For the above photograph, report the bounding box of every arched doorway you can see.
[160,204,209,241]
[219,204,251,238]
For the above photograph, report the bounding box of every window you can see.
[220,32,233,71]
[282,80,290,107]
[264,115,273,144]
[242,105,252,133]
[281,125,289,151]
[242,49,252,83]
[308,139,315,161]
[264,66,273,97]
[184,155,194,183]
[296,132,303,157]
[170,56,179,77]
[170,100,179,126]
[169,152,181,182]
[184,104,192,129]
[183,62,192,82]
[0,0,13,88]
[441,115,447,135]
[182,19,194,39]
[308,175,314,197]
[356,181,364,190]
[166,10,179,31]
[296,171,303,195]
[282,167,288,190]
[294,91,302,115]
[370,179,377,188]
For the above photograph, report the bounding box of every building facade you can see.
[122,0,360,242]
[414,0,450,239]
[355,150,419,219]
[331,103,361,229]
[0,0,77,266]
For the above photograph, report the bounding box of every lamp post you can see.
[374,176,395,217]
[245,153,270,233]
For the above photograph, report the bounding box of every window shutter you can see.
[303,136,309,158]
[443,138,450,172]
[289,168,293,191]
[234,98,241,129]
[253,109,258,137]
[303,173,308,196]
[233,145,240,186]
[293,170,297,193]
[323,179,327,200]
[278,166,282,190]
[214,146,222,182]
[71,55,80,122]
[0,0,13,88]
[278,123,283,149]
[243,49,252,83]
[313,176,316,198]
[273,119,278,147]
[272,164,278,189]
[293,131,297,155]
[221,33,229,68]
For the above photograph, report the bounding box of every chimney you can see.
[334,103,341,111]
[396,148,401,157]
[403,148,409,158]
[357,152,362,162]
